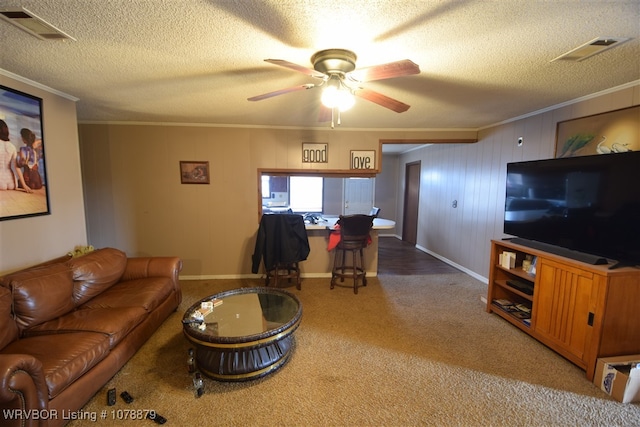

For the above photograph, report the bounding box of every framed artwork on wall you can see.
[555,105,639,158]
[179,161,210,184]
[0,85,50,221]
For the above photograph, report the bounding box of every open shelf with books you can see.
[491,298,531,328]
[487,242,536,331]
[486,239,640,381]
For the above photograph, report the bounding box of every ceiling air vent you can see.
[551,37,629,62]
[0,7,75,41]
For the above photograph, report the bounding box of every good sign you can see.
[302,143,328,163]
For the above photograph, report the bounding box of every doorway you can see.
[402,161,420,244]
[344,178,374,215]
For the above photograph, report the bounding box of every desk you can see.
[299,216,396,277]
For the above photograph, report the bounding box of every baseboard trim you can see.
[179,272,375,281]
[414,244,488,284]
[179,237,481,284]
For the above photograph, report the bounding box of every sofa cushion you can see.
[68,248,127,305]
[81,277,175,313]
[0,255,71,289]
[0,286,19,349]
[3,263,75,332]
[24,306,148,348]
[0,332,111,399]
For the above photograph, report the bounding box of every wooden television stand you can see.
[486,239,640,381]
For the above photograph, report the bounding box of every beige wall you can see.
[78,124,475,277]
[78,83,639,280]
[3,72,636,282]
[395,84,640,282]
[0,73,87,274]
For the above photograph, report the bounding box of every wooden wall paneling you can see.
[469,142,487,272]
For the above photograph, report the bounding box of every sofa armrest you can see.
[122,257,182,284]
[0,354,49,419]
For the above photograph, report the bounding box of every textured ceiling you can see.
[1,0,639,130]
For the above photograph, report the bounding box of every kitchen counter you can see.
[297,216,396,278]
[304,216,396,230]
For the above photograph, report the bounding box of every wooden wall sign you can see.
[302,143,328,163]
[350,150,375,170]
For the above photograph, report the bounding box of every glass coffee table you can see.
[182,287,302,381]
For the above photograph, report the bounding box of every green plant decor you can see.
[559,133,594,157]
[68,245,95,258]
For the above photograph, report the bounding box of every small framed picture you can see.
[179,161,210,184]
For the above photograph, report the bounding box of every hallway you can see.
[377,236,460,275]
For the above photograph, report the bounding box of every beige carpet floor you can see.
[71,274,640,426]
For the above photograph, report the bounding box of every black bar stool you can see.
[251,214,310,290]
[330,214,374,294]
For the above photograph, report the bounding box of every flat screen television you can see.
[504,151,640,268]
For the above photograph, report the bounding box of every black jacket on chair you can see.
[251,214,310,273]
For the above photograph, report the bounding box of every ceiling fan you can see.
[247,49,420,127]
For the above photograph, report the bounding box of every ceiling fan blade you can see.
[354,88,411,113]
[247,84,316,101]
[264,59,326,79]
[318,105,333,122]
[347,59,420,83]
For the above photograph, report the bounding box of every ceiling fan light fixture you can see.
[321,78,355,111]
[250,48,418,123]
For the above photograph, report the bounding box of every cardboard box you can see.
[593,355,640,403]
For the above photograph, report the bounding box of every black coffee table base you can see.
[191,335,294,381]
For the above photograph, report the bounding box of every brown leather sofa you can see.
[0,248,182,427]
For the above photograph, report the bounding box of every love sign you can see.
[350,150,376,170]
